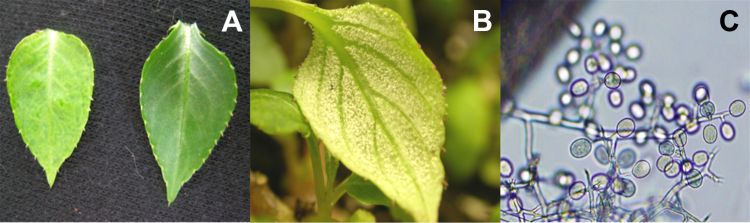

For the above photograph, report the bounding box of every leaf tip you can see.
[39,159,64,188]
[165,180,181,206]
[45,171,57,188]
[166,190,177,206]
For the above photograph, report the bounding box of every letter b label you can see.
[474,10,492,32]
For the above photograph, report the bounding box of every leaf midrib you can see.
[172,26,193,185]
[45,31,57,155]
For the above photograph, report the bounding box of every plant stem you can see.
[250,0,331,29]
[329,174,351,202]
[305,133,332,217]
[324,148,339,189]
[250,0,343,49]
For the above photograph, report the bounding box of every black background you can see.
[0,0,249,221]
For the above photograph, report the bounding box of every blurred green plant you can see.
[491,204,500,222]
[349,209,377,222]
[250,14,295,93]
[445,77,491,183]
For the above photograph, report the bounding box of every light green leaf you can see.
[250,14,287,87]
[349,209,376,222]
[445,77,491,183]
[249,89,308,135]
[251,1,446,221]
[140,21,237,204]
[342,174,390,206]
[6,29,94,187]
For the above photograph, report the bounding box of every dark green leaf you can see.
[343,174,390,206]
[140,21,237,204]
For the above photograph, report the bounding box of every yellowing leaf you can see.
[6,29,94,187]
[252,1,447,221]
[140,21,237,204]
[364,0,417,34]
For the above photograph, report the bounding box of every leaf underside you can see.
[140,21,237,204]
[293,4,445,221]
[249,89,309,135]
[6,29,94,187]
